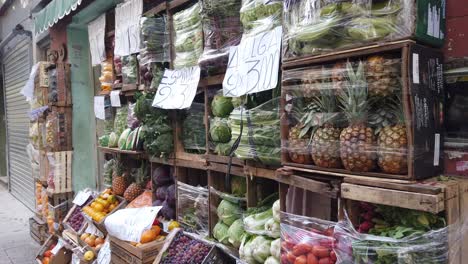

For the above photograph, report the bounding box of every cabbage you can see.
[210,118,231,143]
[118,128,131,149]
[99,135,109,147]
[264,218,280,238]
[231,175,246,197]
[240,235,258,264]
[244,209,273,234]
[211,94,234,117]
[272,200,280,222]
[213,222,230,244]
[227,219,245,248]
[251,236,272,263]
[270,238,280,259]
[108,132,119,147]
[217,199,241,226]
[264,256,280,264]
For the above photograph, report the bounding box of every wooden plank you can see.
[168,0,193,10]
[149,156,176,166]
[244,165,276,181]
[199,74,225,87]
[341,183,445,214]
[277,174,339,199]
[143,2,167,16]
[207,162,244,177]
[175,158,207,170]
[206,154,244,166]
[343,176,442,195]
[444,182,460,264]
[458,178,468,263]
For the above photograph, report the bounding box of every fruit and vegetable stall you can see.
[26,0,468,264]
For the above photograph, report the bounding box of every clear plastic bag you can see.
[280,211,337,264]
[240,0,283,35]
[113,105,128,136]
[99,60,114,91]
[139,16,170,65]
[122,55,138,84]
[283,0,415,59]
[44,111,57,150]
[177,181,209,236]
[139,62,168,93]
[182,103,206,154]
[230,98,281,166]
[199,0,243,76]
[173,3,204,69]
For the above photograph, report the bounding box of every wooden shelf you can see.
[199,74,224,87]
[149,156,176,166]
[144,2,167,16]
[168,0,192,10]
[98,146,146,156]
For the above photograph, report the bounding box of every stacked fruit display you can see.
[160,231,212,264]
[284,56,408,175]
[80,233,106,251]
[82,188,121,223]
[66,207,85,232]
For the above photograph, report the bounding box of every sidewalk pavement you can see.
[0,184,40,264]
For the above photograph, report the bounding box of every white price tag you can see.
[72,190,91,206]
[94,96,106,120]
[96,240,111,264]
[51,238,65,255]
[412,53,420,84]
[223,26,282,97]
[434,133,440,166]
[114,0,143,56]
[110,90,121,107]
[104,207,162,243]
[88,14,106,65]
[152,66,201,109]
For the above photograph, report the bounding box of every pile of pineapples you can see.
[287,55,408,175]
[111,160,150,202]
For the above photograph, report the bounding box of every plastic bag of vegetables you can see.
[139,15,170,65]
[177,181,209,236]
[240,0,283,35]
[182,103,206,154]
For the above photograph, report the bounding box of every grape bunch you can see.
[161,233,211,264]
[67,208,84,231]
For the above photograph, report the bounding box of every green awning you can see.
[34,0,83,34]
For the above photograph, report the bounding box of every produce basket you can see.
[281,41,444,180]
[282,0,446,62]
[172,2,204,69]
[177,181,209,236]
[198,0,243,76]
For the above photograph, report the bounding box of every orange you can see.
[85,237,96,247]
[95,237,105,245]
[140,229,158,244]
[151,225,161,237]
[42,257,50,264]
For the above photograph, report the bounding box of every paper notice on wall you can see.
[94,96,106,120]
[223,26,282,97]
[110,90,121,107]
[152,66,201,109]
[88,14,106,65]
[114,0,143,56]
[104,207,162,243]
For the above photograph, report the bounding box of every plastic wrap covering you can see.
[177,182,209,236]
[240,0,283,35]
[27,143,40,180]
[334,205,459,264]
[230,98,281,166]
[210,186,247,247]
[282,57,409,175]
[99,60,114,91]
[199,0,243,76]
[173,3,204,69]
[182,103,206,154]
[280,212,337,264]
[44,111,57,150]
[139,62,167,93]
[283,0,415,59]
[139,16,170,65]
[113,105,128,137]
[208,90,235,156]
[121,55,138,84]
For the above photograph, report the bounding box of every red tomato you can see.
[294,255,307,264]
[293,243,314,256]
[281,254,291,264]
[43,250,53,258]
[312,245,330,258]
[324,227,334,237]
[307,253,319,264]
[287,252,297,263]
[283,240,295,251]
[319,239,333,248]
[318,257,331,264]
[330,251,337,261]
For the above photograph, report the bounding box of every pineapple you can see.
[310,89,342,168]
[124,162,149,202]
[287,102,319,164]
[366,56,400,97]
[338,61,376,172]
[377,97,408,174]
[112,161,129,196]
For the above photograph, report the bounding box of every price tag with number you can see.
[110,90,121,107]
[223,26,282,97]
[152,66,201,109]
[94,96,106,120]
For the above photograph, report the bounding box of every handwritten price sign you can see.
[114,0,142,56]
[152,66,201,109]
[223,26,282,97]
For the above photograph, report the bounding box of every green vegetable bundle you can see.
[173,3,204,68]
[113,105,129,136]
[182,103,206,154]
[122,55,138,84]
[139,16,170,64]
[240,0,283,34]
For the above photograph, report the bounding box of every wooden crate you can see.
[340,176,468,264]
[35,235,72,264]
[43,151,73,194]
[281,41,445,181]
[40,63,72,106]
[110,236,165,264]
[29,216,48,245]
[83,195,127,233]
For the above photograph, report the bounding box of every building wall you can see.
[0,0,41,39]
[444,0,468,59]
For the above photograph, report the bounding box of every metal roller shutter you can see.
[2,35,34,210]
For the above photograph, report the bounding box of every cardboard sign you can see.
[88,14,106,65]
[110,90,121,107]
[223,26,282,97]
[94,96,106,120]
[72,190,91,206]
[114,0,143,56]
[152,66,201,109]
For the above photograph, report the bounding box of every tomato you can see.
[312,245,330,258]
[287,252,297,263]
[293,243,313,256]
[307,253,319,264]
[318,257,331,264]
[294,255,307,264]
[281,254,291,264]
[283,241,295,251]
[319,239,334,248]
[324,227,334,237]
[330,251,337,261]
